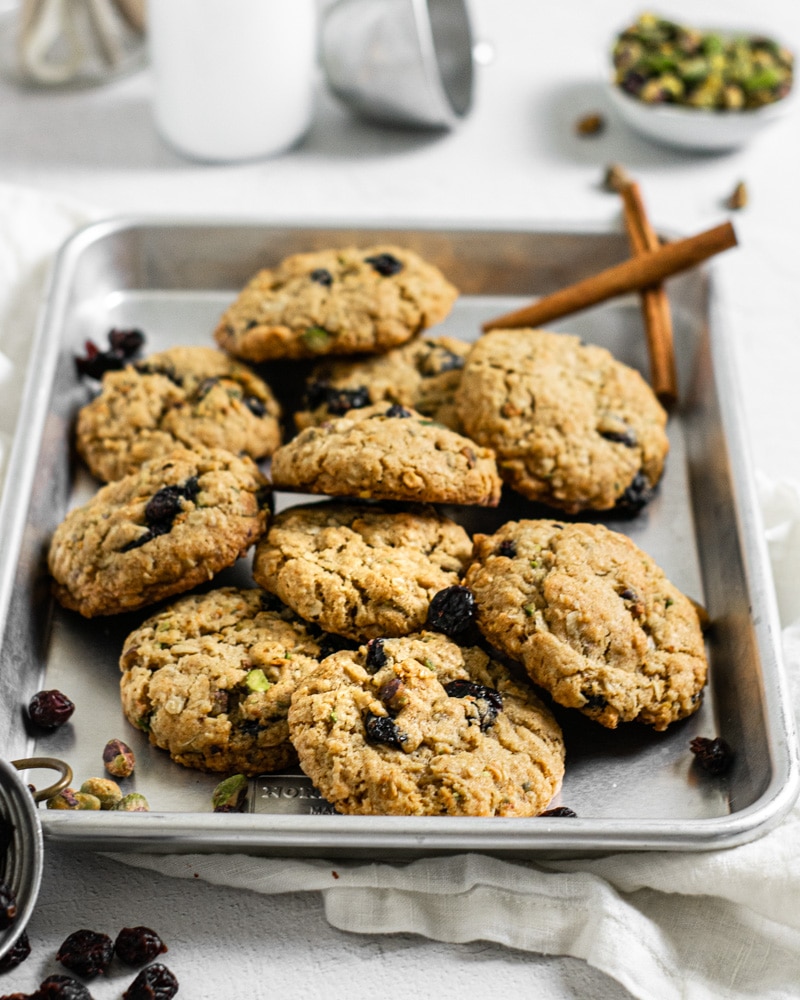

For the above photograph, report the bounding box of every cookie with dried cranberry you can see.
[75,345,282,483]
[253,501,472,642]
[463,519,707,730]
[455,328,669,514]
[287,632,565,816]
[213,245,459,362]
[293,335,470,432]
[48,447,269,617]
[119,588,331,774]
[270,402,501,506]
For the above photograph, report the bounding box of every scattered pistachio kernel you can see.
[114,792,150,812]
[245,668,271,692]
[212,774,248,813]
[576,112,606,135]
[47,788,81,810]
[302,326,332,350]
[80,777,123,810]
[103,738,136,778]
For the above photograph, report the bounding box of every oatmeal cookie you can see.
[75,345,282,483]
[455,328,669,514]
[270,402,501,506]
[464,519,707,730]
[119,588,332,774]
[293,335,470,432]
[287,632,565,815]
[48,447,269,617]
[253,501,473,642]
[214,245,458,362]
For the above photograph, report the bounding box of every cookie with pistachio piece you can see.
[48,447,269,617]
[293,334,470,432]
[75,345,282,483]
[463,519,708,730]
[120,588,338,774]
[455,328,669,514]
[253,500,473,642]
[270,402,501,506]
[287,631,565,816]
[213,245,459,362]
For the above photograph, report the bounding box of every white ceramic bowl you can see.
[606,22,797,152]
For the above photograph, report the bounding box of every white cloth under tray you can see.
[3,182,800,1000]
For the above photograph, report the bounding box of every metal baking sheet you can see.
[0,218,797,857]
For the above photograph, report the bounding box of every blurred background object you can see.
[147,0,319,162]
[9,0,146,87]
[320,0,475,129]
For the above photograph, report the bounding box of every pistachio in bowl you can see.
[607,12,796,151]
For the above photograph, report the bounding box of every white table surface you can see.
[1,1,799,997]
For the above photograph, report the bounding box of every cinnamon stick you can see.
[619,180,678,408]
[481,222,737,333]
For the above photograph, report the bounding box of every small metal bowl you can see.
[320,0,474,129]
[0,757,72,961]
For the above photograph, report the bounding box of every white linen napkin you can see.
[114,477,800,1000]
[3,183,800,1000]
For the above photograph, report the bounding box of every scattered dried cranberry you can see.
[496,538,517,558]
[418,342,464,375]
[540,806,577,817]
[120,477,200,552]
[615,471,654,516]
[122,962,179,1000]
[364,252,403,276]
[363,711,406,749]
[443,679,503,731]
[243,395,266,417]
[75,328,145,379]
[364,638,387,674]
[426,586,475,637]
[599,424,638,448]
[383,403,412,418]
[690,736,735,775]
[114,927,168,967]
[56,929,114,979]
[28,690,75,730]
[0,928,30,971]
[309,267,333,286]
[304,380,372,417]
[36,974,94,1000]
[0,881,18,929]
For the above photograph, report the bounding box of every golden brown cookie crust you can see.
[214,245,459,362]
[455,328,669,513]
[270,402,502,506]
[293,335,470,432]
[464,519,707,730]
[75,345,282,483]
[253,501,473,642]
[119,588,328,774]
[287,632,565,816]
[48,447,269,617]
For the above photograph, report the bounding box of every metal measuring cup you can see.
[320,0,475,129]
[0,756,72,961]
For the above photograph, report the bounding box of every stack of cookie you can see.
[46,242,708,818]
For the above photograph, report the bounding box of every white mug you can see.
[147,0,319,162]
